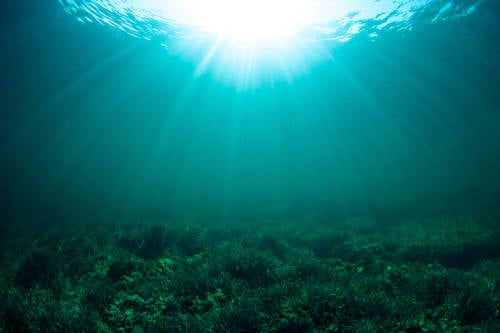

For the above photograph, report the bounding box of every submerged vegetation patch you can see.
[0,216,498,332]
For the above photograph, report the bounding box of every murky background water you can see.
[0,2,499,332]
[0,0,499,222]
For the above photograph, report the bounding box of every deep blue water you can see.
[1,0,499,223]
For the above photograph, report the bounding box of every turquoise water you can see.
[0,0,499,221]
[0,2,499,331]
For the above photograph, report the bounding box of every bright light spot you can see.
[59,0,485,86]
[61,0,486,44]
[188,0,311,41]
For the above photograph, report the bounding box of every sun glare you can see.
[60,0,483,86]
[189,0,312,41]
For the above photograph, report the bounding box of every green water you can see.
[0,2,499,332]
[1,1,499,221]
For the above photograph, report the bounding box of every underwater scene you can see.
[0,0,499,332]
